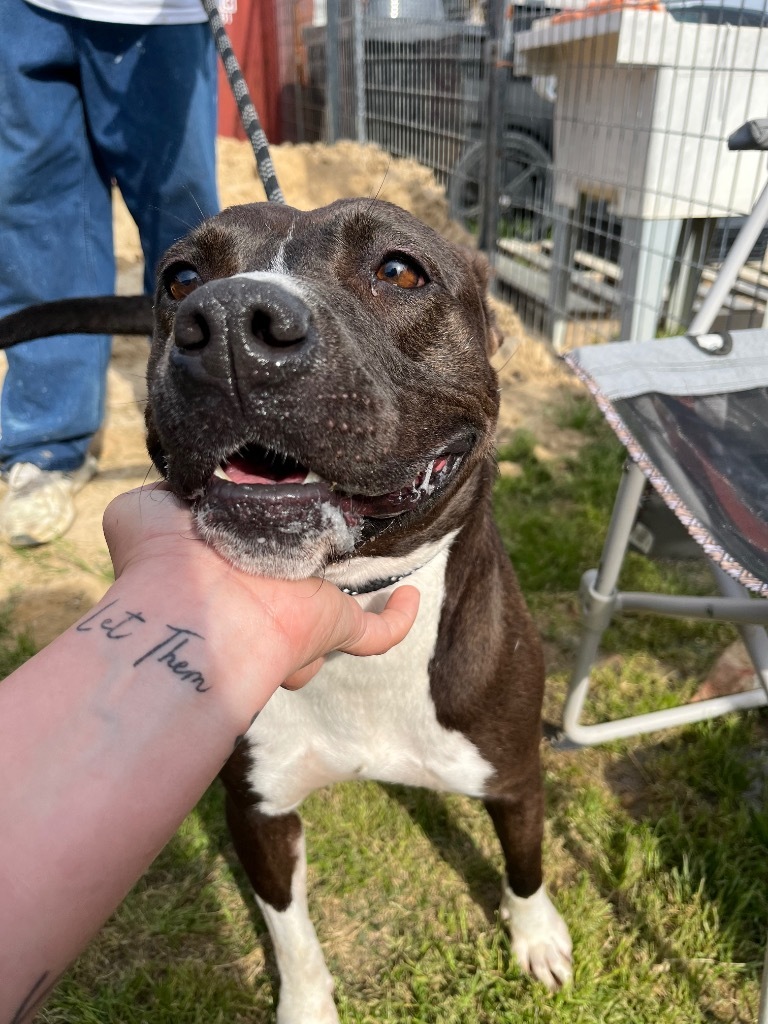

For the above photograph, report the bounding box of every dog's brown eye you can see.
[167,267,202,301]
[375,257,426,289]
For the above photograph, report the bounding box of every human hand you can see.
[103,484,420,691]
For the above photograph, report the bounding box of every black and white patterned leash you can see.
[199,0,285,204]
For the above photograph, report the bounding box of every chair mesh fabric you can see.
[566,330,768,596]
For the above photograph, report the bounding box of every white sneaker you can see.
[0,456,97,547]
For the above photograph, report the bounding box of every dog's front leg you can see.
[484,793,573,991]
[223,793,339,1024]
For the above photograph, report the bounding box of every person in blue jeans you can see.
[0,0,220,547]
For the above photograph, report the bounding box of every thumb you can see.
[281,585,420,690]
[334,585,420,657]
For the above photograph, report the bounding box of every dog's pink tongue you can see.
[224,454,306,486]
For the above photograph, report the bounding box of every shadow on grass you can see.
[385,783,502,925]
[192,781,282,1005]
[549,715,768,1022]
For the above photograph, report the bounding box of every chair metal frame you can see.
[562,462,768,747]
[560,163,768,748]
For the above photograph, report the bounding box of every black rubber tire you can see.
[448,131,553,241]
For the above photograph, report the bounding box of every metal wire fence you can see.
[274,0,768,349]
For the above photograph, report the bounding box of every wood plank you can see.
[494,252,605,315]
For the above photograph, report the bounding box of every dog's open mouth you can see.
[204,441,466,523]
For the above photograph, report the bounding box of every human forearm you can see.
[0,568,280,1018]
[0,487,418,1020]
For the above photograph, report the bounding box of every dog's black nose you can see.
[172,276,313,369]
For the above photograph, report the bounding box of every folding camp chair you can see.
[559,118,768,1023]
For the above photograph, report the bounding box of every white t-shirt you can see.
[24,0,209,24]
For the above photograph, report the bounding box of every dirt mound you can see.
[115,136,474,259]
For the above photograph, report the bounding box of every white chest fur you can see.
[243,535,494,816]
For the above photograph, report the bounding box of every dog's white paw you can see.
[275,968,339,1024]
[499,883,573,991]
[277,1000,339,1024]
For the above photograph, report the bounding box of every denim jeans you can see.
[0,0,219,472]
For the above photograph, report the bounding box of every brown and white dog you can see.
[4,198,572,1020]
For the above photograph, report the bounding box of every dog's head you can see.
[146,199,501,581]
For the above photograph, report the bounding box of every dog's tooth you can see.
[420,460,436,493]
[303,470,322,484]
[213,465,230,480]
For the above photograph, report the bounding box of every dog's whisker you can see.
[495,354,517,374]
[182,184,206,223]
[142,203,199,234]
[368,160,391,207]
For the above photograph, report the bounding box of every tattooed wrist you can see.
[76,599,210,693]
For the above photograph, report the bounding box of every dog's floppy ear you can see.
[465,249,503,357]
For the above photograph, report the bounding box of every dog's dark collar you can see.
[339,567,419,596]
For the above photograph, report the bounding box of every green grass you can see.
[6,393,767,1023]
[0,606,37,678]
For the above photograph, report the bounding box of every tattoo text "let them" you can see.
[76,599,210,692]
